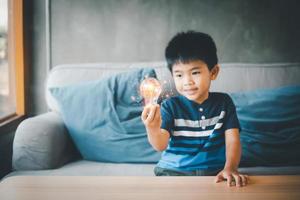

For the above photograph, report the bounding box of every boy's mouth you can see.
[184,88,198,95]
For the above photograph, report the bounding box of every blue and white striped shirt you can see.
[157,92,240,171]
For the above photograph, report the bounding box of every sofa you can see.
[5,62,300,179]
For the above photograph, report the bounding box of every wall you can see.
[51,0,300,66]
[25,0,48,116]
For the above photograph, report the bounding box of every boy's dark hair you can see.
[165,31,218,71]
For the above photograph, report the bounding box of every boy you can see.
[141,31,248,187]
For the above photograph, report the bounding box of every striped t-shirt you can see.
[157,92,240,171]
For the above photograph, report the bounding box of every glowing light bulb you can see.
[140,77,162,105]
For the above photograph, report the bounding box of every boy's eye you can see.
[192,71,201,75]
[175,74,182,78]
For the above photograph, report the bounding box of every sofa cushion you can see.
[230,85,300,167]
[46,63,300,111]
[6,161,157,177]
[49,68,161,163]
[6,160,300,178]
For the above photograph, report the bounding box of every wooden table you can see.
[1,176,300,200]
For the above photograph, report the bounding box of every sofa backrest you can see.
[46,62,300,111]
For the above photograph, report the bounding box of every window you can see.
[0,0,24,123]
[0,0,14,120]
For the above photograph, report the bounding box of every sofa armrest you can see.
[12,112,80,170]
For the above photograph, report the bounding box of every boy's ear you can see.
[210,64,220,80]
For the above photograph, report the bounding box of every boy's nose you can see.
[183,76,194,86]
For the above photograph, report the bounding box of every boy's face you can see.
[172,60,219,104]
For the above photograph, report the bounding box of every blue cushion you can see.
[230,85,300,167]
[49,68,161,163]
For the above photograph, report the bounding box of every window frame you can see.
[0,0,25,126]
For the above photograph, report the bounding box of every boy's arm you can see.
[224,128,241,171]
[146,127,170,151]
[215,128,249,187]
[141,104,170,151]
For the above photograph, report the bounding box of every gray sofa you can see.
[6,62,300,178]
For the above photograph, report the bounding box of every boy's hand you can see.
[141,104,162,131]
[214,168,249,187]
[141,104,169,151]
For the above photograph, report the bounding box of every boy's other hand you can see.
[214,169,249,187]
[141,104,162,130]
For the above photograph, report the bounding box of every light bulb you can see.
[140,77,162,105]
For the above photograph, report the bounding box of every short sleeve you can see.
[223,94,241,131]
[160,100,174,134]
